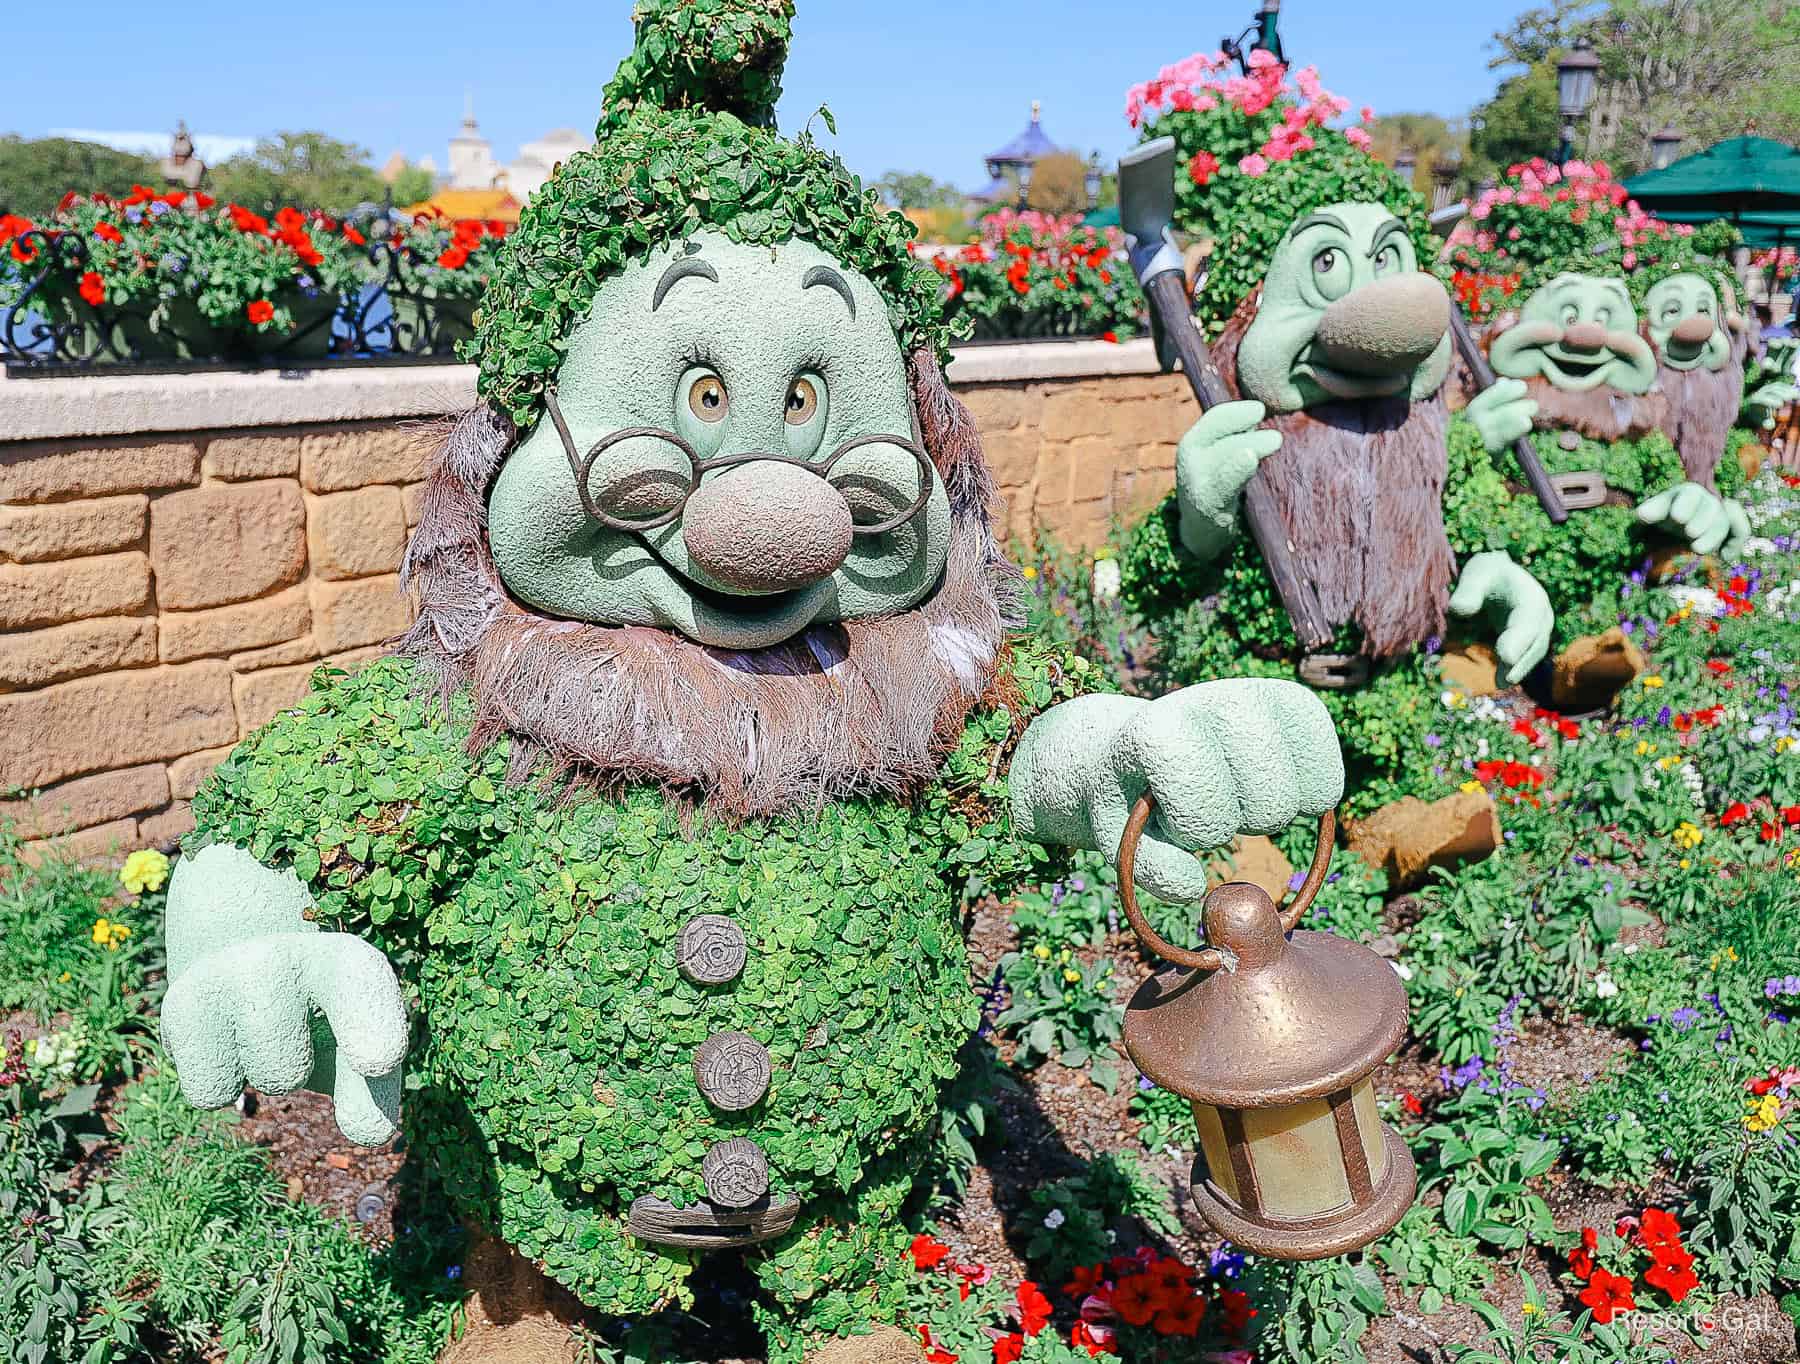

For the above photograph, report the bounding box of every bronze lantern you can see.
[1118,799,1416,1260]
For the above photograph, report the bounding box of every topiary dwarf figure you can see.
[155,7,1346,1361]
[1116,57,1549,814]
[1443,161,1750,644]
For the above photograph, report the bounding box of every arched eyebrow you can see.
[802,265,857,318]
[1289,211,1350,239]
[653,254,719,310]
[1366,218,1408,259]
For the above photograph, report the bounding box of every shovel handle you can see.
[1143,273,1335,652]
[1448,310,1569,525]
[1116,796,1337,971]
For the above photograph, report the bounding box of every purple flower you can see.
[1424,733,1443,749]
[149,200,170,217]
[1209,1245,1245,1279]
[1137,1075,1156,1092]
[1670,1007,1700,1030]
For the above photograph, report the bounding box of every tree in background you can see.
[1366,112,1471,195]
[1024,150,1092,216]
[874,170,964,211]
[209,132,387,216]
[388,163,437,207]
[0,137,159,217]
[1471,0,1800,179]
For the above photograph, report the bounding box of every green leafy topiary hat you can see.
[468,0,952,429]
[1196,147,1430,337]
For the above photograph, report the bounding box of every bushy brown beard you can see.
[1652,357,1744,489]
[1215,292,1456,658]
[397,349,1018,820]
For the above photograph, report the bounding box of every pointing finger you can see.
[299,934,409,1079]
[161,966,246,1110]
[1637,488,1675,525]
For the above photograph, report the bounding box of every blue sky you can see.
[18,2,1517,189]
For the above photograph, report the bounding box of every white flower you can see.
[1667,585,1724,617]
[1042,1208,1066,1230]
[1593,970,1619,1000]
[1092,557,1121,600]
[1389,960,1413,981]
[1743,537,1779,559]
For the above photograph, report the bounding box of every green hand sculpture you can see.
[1448,551,1555,685]
[1637,483,1752,561]
[160,844,409,1145]
[1010,678,1344,903]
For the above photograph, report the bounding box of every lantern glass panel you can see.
[1242,1096,1351,1219]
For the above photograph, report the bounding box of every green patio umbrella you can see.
[1625,135,1800,249]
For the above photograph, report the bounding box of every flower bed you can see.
[931,211,1143,343]
[0,189,506,369]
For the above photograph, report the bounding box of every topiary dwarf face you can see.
[487,233,952,651]
[1235,201,1453,414]
[1644,271,1731,372]
[1489,272,1657,394]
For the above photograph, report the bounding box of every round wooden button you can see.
[694,1031,771,1111]
[678,914,748,986]
[703,1137,769,1208]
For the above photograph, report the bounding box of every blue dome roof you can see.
[986,103,1060,166]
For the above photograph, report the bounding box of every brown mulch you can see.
[236,1086,406,1243]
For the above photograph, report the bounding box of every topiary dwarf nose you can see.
[1311,272,1450,377]
[683,460,853,594]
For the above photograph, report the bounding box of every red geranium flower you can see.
[1218,1288,1256,1335]
[195,192,215,208]
[78,271,105,306]
[1401,1091,1423,1115]
[343,225,366,245]
[1783,806,1800,826]
[1110,1274,1160,1327]
[1567,1246,1594,1280]
[992,1334,1024,1364]
[1645,1257,1698,1303]
[439,244,471,270]
[1016,1281,1052,1335]
[1639,1207,1682,1250]
[1578,1267,1636,1324]
[1062,1264,1105,1299]
[1721,802,1751,825]
[1188,150,1220,186]
[93,222,123,245]
[1152,1291,1205,1336]
[1069,1321,1114,1356]
[246,299,275,325]
[909,1234,952,1271]
[229,205,269,234]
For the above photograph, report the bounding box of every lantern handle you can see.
[1116,795,1337,971]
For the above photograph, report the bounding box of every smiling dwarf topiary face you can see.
[488,233,952,651]
[1644,271,1731,372]
[1489,272,1658,394]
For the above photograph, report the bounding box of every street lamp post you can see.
[1556,36,1601,166]
[1650,124,1683,171]
[1393,147,1417,190]
[1017,159,1034,211]
[1084,151,1103,211]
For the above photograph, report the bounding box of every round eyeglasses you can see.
[544,387,935,536]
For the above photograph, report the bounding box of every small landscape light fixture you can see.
[1017,158,1034,211]
[1393,147,1417,189]
[1432,148,1462,212]
[1118,800,1416,1260]
[1084,151,1104,210]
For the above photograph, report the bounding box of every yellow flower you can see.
[1521,1302,1540,1316]
[1744,1095,1783,1133]
[1459,780,1483,795]
[1635,740,1656,756]
[1680,858,1691,869]
[1656,756,1680,771]
[1021,565,1039,580]
[1063,969,1082,983]
[1779,736,1796,754]
[1642,674,1665,689]
[1671,821,1703,849]
[1058,949,1072,964]
[90,918,131,951]
[120,848,170,895]
[1709,947,1740,971]
[1032,943,1051,960]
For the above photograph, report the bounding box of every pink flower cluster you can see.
[1451,157,1693,272]
[1124,49,1369,181]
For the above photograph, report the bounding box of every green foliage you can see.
[0,830,164,1083]
[208,133,388,217]
[1466,63,1562,186]
[1243,1255,1387,1364]
[0,136,158,218]
[1443,414,1685,649]
[1126,1079,1191,1157]
[1372,1204,1492,1316]
[1020,1153,1178,1281]
[471,1,949,428]
[191,647,1079,1315]
[994,944,1124,1092]
[1450,1270,1676,1363]
[1418,1116,1559,1253]
[920,1039,1016,1211]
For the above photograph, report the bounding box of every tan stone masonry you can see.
[0,342,1190,861]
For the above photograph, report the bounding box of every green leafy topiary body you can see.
[188,649,1085,1342]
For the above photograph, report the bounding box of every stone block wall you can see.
[0,341,1189,862]
[1,422,429,862]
